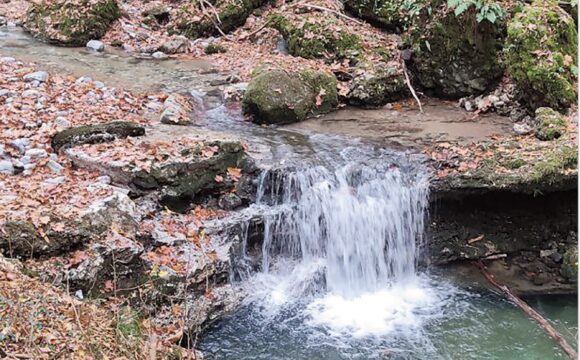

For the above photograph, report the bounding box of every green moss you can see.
[534,107,567,141]
[562,245,578,280]
[531,146,577,183]
[344,0,424,31]
[505,0,577,110]
[27,0,120,46]
[406,4,504,98]
[204,43,227,54]
[176,0,268,39]
[269,13,363,61]
[503,158,526,169]
[242,66,338,124]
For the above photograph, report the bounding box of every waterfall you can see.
[252,159,429,299]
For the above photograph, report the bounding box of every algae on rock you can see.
[534,107,567,141]
[406,3,505,98]
[175,0,268,39]
[242,66,338,124]
[504,0,577,110]
[25,0,120,46]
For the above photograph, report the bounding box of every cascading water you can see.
[256,161,429,298]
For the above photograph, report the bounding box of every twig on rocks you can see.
[399,55,424,113]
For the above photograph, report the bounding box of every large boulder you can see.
[24,0,120,46]
[344,0,417,32]
[242,66,338,124]
[346,61,407,106]
[406,3,505,98]
[174,0,268,39]
[504,0,577,110]
[268,12,363,62]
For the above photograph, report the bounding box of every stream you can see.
[1,25,577,360]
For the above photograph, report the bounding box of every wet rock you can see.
[184,285,243,332]
[52,121,145,150]
[160,94,191,125]
[86,39,104,52]
[0,160,14,175]
[242,66,338,125]
[218,193,242,210]
[562,245,577,280]
[346,62,406,107]
[505,0,577,110]
[24,0,120,46]
[158,36,189,54]
[406,3,504,98]
[23,71,48,82]
[534,107,566,141]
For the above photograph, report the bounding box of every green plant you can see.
[447,0,506,23]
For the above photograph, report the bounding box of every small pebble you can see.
[152,51,168,60]
[86,40,105,52]
[47,160,64,173]
[0,160,14,175]
[25,148,48,159]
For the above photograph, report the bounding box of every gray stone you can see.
[0,160,14,175]
[23,71,48,82]
[25,148,48,159]
[10,138,30,154]
[152,51,168,60]
[464,101,474,112]
[47,160,64,173]
[513,122,533,136]
[94,81,105,89]
[86,40,105,52]
[218,193,242,210]
[22,90,40,98]
[55,116,71,129]
[0,89,12,97]
[75,76,93,85]
[44,176,66,186]
[158,36,189,54]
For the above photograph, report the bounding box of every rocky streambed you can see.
[0,24,577,358]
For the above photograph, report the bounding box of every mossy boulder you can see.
[269,13,363,62]
[24,0,120,46]
[534,107,567,141]
[242,66,338,124]
[175,0,268,39]
[52,121,145,150]
[505,0,577,110]
[406,5,505,98]
[346,61,407,106]
[562,245,578,280]
[345,0,422,32]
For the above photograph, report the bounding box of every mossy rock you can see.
[344,0,425,32]
[562,245,578,280]
[534,107,567,141]
[505,0,577,110]
[242,66,338,124]
[205,43,227,54]
[175,0,268,39]
[346,62,407,106]
[52,121,145,150]
[25,0,120,46]
[268,13,363,62]
[406,3,505,98]
[531,146,577,184]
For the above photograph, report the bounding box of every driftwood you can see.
[475,261,578,360]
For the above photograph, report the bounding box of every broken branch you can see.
[475,261,578,360]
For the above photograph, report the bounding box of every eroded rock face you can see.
[406,4,504,98]
[242,66,338,124]
[505,0,577,110]
[52,121,145,150]
[24,0,120,46]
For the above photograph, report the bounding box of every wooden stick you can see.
[475,261,578,360]
[239,19,272,40]
[399,56,424,113]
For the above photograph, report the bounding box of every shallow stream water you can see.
[1,26,576,360]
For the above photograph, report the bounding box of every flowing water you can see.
[0,26,576,360]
